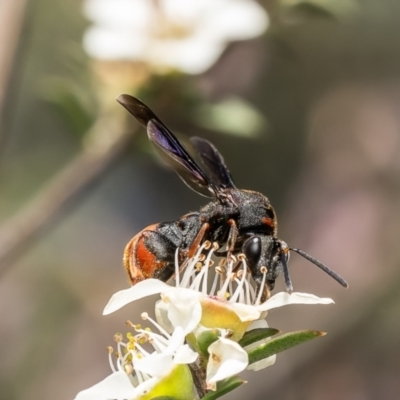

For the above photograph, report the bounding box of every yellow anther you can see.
[225,329,234,338]
[138,337,147,345]
[126,342,135,351]
[215,266,224,274]
[160,293,170,303]
[114,333,123,343]
[195,262,203,271]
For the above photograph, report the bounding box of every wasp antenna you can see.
[280,251,293,293]
[290,247,349,288]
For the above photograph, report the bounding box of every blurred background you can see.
[1,0,400,399]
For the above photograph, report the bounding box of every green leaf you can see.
[197,329,221,357]
[289,2,338,19]
[201,376,245,400]
[194,97,267,138]
[238,328,280,347]
[248,330,326,365]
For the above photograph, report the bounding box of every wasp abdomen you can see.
[123,224,177,285]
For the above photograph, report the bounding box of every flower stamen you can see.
[255,266,268,305]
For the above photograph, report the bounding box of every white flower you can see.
[75,371,137,400]
[75,316,197,400]
[104,241,334,341]
[83,0,269,74]
[206,337,248,390]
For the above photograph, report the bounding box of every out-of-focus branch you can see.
[0,0,30,152]
[0,114,137,277]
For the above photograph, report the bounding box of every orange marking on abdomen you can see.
[123,224,160,285]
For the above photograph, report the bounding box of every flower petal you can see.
[247,353,276,371]
[74,371,136,400]
[200,0,269,42]
[200,297,252,341]
[228,302,261,322]
[174,344,198,364]
[83,0,151,29]
[155,299,174,334]
[103,279,169,315]
[83,26,147,60]
[135,352,174,377]
[206,338,248,388]
[163,288,202,334]
[257,292,334,312]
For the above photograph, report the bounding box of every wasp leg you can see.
[226,219,239,259]
[175,222,210,277]
[187,222,210,258]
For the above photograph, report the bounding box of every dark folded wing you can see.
[190,136,236,190]
[117,94,215,197]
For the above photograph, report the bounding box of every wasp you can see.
[118,94,348,298]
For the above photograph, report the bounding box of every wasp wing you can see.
[117,94,215,198]
[190,137,236,190]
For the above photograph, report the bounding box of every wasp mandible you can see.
[118,94,348,298]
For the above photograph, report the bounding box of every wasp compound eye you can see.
[243,236,262,268]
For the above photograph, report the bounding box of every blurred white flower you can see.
[75,317,197,400]
[83,0,269,74]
